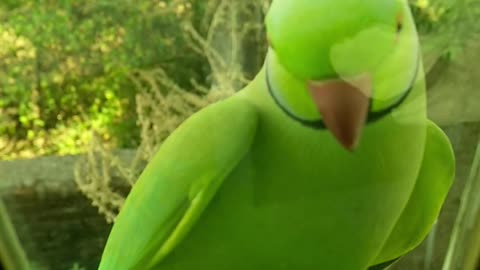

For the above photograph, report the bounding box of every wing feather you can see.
[372,120,455,264]
[98,96,258,270]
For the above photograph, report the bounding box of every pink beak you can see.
[307,75,371,151]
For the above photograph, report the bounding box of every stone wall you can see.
[0,150,135,270]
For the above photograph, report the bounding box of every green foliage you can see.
[410,0,480,59]
[69,262,86,270]
[0,0,208,159]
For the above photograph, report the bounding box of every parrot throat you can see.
[265,56,419,130]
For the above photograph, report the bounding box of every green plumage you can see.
[98,1,455,269]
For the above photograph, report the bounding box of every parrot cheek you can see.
[307,76,371,151]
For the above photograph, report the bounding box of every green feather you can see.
[372,120,455,264]
[98,96,258,270]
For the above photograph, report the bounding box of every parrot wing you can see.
[98,96,259,270]
[371,120,455,265]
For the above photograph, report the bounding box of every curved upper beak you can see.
[307,75,371,151]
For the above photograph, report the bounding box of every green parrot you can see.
[98,0,455,269]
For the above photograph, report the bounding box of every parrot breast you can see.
[152,68,427,270]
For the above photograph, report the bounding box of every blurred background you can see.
[0,0,479,269]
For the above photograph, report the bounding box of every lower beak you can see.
[307,75,371,151]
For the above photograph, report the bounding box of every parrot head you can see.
[265,0,420,150]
